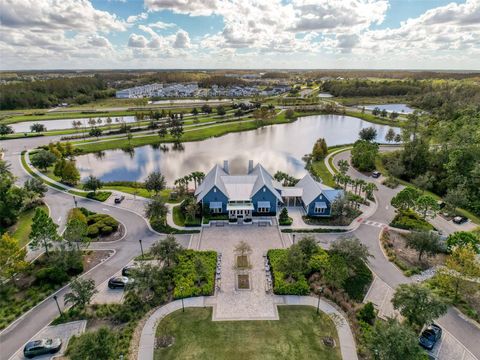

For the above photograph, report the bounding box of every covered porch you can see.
[280,187,304,207]
[226,202,254,220]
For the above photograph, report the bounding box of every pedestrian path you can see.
[363,220,388,228]
[363,276,399,319]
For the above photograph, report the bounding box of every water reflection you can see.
[75,114,401,184]
[363,104,414,114]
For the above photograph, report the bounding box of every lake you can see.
[74,114,401,184]
[363,104,414,114]
[11,116,138,133]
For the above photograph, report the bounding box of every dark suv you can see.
[372,171,381,178]
[23,338,62,358]
[108,276,131,289]
[419,324,442,350]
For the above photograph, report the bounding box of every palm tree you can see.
[357,179,367,196]
[364,182,378,202]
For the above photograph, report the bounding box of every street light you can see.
[292,234,296,244]
[139,239,144,258]
[53,295,63,316]
[180,287,185,313]
[316,286,323,315]
[73,195,77,208]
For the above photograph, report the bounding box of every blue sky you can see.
[0,0,479,70]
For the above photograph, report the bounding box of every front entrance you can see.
[229,209,251,219]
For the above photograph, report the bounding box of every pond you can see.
[10,115,138,133]
[363,103,415,114]
[75,114,401,184]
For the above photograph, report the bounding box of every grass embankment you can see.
[8,204,48,248]
[310,145,352,187]
[345,110,405,127]
[1,110,136,124]
[154,306,341,360]
[74,111,298,153]
[335,96,410,106]
[172,205,186,226]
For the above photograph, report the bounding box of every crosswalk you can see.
[363,220,388,228]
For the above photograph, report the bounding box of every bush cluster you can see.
[267,249,310,295]
[390,209,434,231]
[86,213,119,237]
[86,191,111,202]
[173,250,217,298]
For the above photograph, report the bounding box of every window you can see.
[212,207,222,213]
[314,206,325,214]
[258,207,269,213]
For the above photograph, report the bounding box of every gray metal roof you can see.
[295,173,343,206]
[195,162,283,202]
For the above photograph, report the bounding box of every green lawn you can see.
[172,205,186,226]
[8,204,48,247]
[154,306,341,360]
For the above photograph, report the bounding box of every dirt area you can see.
[382,229,447,271]
[83,249,114,272]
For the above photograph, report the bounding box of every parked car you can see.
[108,276,131,289]
[114,195,125,204]
[23,338,62,358]
[419,324,442,350]
[372,171,381,178]
[121,265,137,277]
[452,216,468,224]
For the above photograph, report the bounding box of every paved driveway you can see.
[199,224,286,320]
[9,321,86,360]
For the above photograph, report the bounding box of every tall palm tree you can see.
[364,182,378,202]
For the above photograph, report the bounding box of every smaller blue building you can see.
[195,161,344,219]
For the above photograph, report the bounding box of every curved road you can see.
[0,137,190,358]
[1,136,479,359]
[329,149,480,358]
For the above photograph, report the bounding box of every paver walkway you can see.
[200,225,284,320]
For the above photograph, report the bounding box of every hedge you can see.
[390,209,434,231]
[86,191,111,202]
[86,213,119,237]
[173,250,217,299]
[267,249,310,295]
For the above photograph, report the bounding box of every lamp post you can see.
[138,239,144,258]
[316,286,323,315]
[292,234,296,245]
[180,287,185,313]
[53,295,62,316]
[73,195,77,208]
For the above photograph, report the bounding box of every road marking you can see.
[102,208,110,212]
[57,216,61,222]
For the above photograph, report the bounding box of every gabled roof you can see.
[195,164,229,201]
[249,164,283,202]
[295,173,343,205]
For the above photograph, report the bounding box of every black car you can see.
[114,195,125,204]
[419,324,442,350]
[108,276,131,289]
[121,265,136,277]
[452,216,468,224]
[372,171,381,178]
[23,338,62,358]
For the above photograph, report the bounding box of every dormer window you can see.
[214,188,217,193]
[263,188,266,192]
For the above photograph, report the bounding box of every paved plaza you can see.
[199,224,286,320]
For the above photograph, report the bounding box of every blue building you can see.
[195,161,344,220]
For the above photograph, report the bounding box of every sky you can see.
[0,0,479,70]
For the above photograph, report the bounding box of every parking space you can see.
[428,329,478,360]
[91,269,126,305]
[10,321,86,360]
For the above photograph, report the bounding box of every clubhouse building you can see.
[194,161,343,220]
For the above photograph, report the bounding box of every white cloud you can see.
[128,33,148,48]
[144,0,218,16]
[149,21,177,29]
[173,30,191,48]
[127,12,148,24]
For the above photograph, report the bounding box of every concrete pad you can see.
[91,271,125,305]
[10,321,86,360]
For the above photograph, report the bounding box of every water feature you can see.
[363,104,415,114]
[318,93,334,98]
[75,114,401,184]
[10,115,138,133]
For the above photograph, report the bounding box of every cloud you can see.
[149,21,177,29]
[144,0,218,16]
[173,30,191,48]
[127,12,148,24]
[128,33,148,48]
[0,0,127,32]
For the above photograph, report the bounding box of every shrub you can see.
[173,250,217,298]
[35,267,69,285]
[87,224,99,237]
[68,208,87,224]
[357,302,376,325]
[268,249,310,295]
[86,191,111,202]
[150,218,199,234]
[390,209,434,231]
[342,259,373,301]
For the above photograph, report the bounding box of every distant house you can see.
[195,161,344,220]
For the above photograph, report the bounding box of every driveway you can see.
[9,320,86,360]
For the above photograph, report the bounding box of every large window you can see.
[314,206,325,214]
[258,207,269,213]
